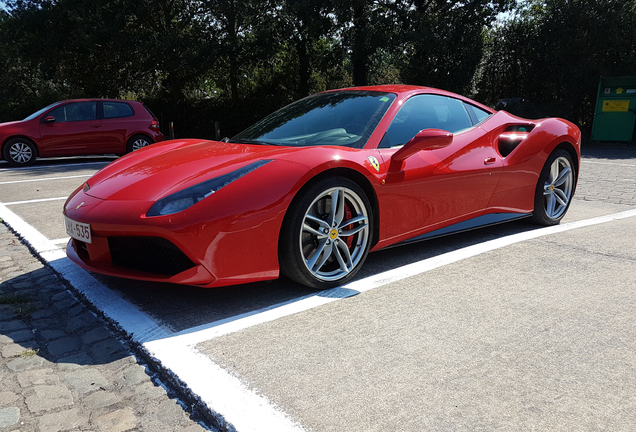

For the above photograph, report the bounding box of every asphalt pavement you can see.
[0,143,635,431]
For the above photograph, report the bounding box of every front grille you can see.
[108,236,196,276]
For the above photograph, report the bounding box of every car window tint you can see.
[380,94,473,148]
[103,102,134,119]
[48,102,97,123]
[464,103,492,124]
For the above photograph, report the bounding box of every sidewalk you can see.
[0,224,210,431]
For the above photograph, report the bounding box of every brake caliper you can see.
[344,204,354,249]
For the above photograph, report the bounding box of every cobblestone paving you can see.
[0,225,210,431]
[578,144,636,206]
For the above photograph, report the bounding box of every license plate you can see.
[65,216,92,244]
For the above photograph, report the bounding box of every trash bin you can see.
[591,76,636,141]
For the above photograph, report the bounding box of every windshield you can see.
[233,91,396,148]
[23,102,62,121]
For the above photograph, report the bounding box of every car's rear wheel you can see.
[280,177,372,289]
[532,149,575,226]
[126,135,152,153]
[3,138,37,167]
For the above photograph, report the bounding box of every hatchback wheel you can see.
[127,135,152,153]
[3,138,37,167]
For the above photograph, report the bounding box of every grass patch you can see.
[0,293,31,305]
[18,348,40,357]
[0,293,38,316]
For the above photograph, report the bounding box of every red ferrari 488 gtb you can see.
[64,85,580,289]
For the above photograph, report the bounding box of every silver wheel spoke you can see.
[340,222,368,237]
[307,238,330,271]
[553,188,568,207]
[305,214,330,231]
[338,214,367,229]
[333,240,353,273]
[334,188,345,225]
[553,166,571,187]
[303,223,326,238]
[546,192,556,217]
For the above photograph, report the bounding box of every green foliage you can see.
[5,0,632,137]
[476,0,636,129]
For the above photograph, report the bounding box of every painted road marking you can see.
[51,238,71,245]
[0,160,112,172]
[0,174,91,185]
[1,201,635,432]
[3,197,68,206]
[582,160,636,167]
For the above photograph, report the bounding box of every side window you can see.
[380,94,473,148]
[103,102,134,119]
[47,102,97,123]
[464,103,492,124]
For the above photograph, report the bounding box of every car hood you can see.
[0,120,22,129]
[85,139,308,201]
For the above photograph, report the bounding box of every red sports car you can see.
[63,85,580,289]
[1,99,164,167]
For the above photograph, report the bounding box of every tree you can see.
[476,0,636,128]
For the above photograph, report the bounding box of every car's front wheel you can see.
[532,149,576,226]
[126,135,152,153]
[280,177,373,289]
[3,138,37,167]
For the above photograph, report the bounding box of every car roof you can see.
[55,99,143,104]
[325,84,494,114]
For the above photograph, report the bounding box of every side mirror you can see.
[43,116,56,123]
[390,129,453,166]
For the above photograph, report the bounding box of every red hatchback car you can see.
[1,99,164,167]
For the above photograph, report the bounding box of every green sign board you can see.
[592,76,636,141]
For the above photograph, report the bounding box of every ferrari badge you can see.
[367,156,380,172]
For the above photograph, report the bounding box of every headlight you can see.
[146,160,272,217]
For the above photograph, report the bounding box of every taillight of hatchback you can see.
[151,118,160,130]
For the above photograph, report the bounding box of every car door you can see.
[379,94,503,241]
[101,101,137,153]
[38,101,103,156]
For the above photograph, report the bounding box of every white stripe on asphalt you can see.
[2,201,635,432]
[582,160,636,167]
[0,160,112,172]
[3,197,68,205]
[51,238,71,245]
[0,174,91,185]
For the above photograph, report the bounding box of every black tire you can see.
[279,177,373,289]
[531,149,576,226]
[126,135,152,153]
[2,138,37,167]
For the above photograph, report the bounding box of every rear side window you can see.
[464,103,492,124]
[47,102,97,123]
[103,102,134,119]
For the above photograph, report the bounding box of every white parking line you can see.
[3,197,68,206]
[0,160,113,172]
[2,201,635,432]
[582,160,636,167]
[51,238,71,245]
[0,174,91,185]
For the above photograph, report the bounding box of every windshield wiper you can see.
[226,139,280,146]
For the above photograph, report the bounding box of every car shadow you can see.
[92,219,541,333]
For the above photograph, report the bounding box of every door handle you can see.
[484,157,496,165]
[90,125,101,128]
